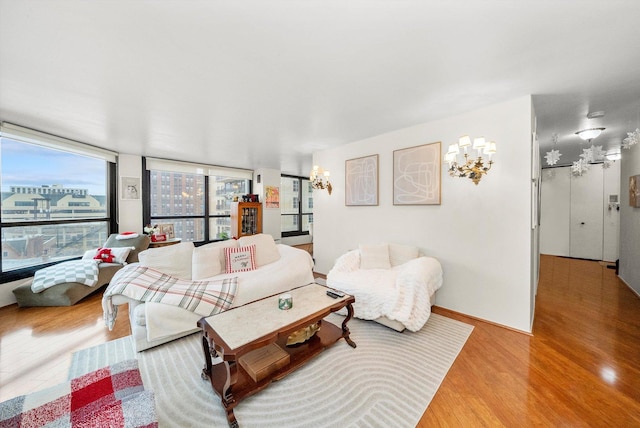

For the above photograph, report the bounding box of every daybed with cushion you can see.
[103,234,315,352]
[12,233,150,307]
[326,243,443,332]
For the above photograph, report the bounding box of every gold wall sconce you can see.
[310,165,332,194]
[444,136,496,185]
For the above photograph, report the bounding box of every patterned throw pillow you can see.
[225,244,257,273]
[82,247,133,264]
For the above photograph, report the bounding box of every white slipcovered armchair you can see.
[326,243,443,332]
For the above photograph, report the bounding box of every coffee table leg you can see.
[225,408,239,428]
[342,303,357,348]
[202,336,239,426]
[201,334,213,380]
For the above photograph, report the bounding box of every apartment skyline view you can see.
[1,137,109,272]
[1,138,107,196]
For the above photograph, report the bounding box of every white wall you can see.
[117,154,143,233]
[0,277,29,307]
[620,144,640,295]
[603,161,621,262]
[313,96,535,332]
[540,168,571,256]
[253,168,282,242]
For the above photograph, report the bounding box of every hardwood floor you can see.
[0,290,130,401]
[422,256,640,426]
[1,255,640,426]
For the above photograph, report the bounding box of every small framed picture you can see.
[121,177,140,200]
[158,223,175,239]
[630,175,640,207]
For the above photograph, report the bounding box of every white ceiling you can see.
[2,1,640,176]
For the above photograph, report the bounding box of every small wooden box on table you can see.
[198,283,356,428]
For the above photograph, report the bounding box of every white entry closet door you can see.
[570,168,604,260]
[540,162,620,261]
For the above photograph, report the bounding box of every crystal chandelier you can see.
[444,136,497,185]
[309,165,332,194]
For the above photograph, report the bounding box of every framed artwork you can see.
[630,175,640,207]
[265,186,280,208]
[345,154,379,206]
[158,223,175,239]
[393,142,441,205]
[121,177,140,200]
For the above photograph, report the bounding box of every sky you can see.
[0,138,106,195]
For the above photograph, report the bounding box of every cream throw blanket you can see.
[102,264,237,333]
[327,250,443,331]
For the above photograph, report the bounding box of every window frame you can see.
[281,174,313,238]
[142,157,252,244]
[0,135,118,284]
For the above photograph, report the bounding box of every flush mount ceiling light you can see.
[575,128,605,141]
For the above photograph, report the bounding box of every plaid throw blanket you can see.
[102,264,237,331]
[0,359,157,427]
[31,259,100,293]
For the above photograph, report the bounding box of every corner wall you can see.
[313,96,535,332]
[117,154,143,233]
[619,143,640,295]
[253,168,283,242]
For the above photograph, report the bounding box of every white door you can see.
[570,167,604,260]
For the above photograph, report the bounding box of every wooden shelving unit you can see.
[231,201,262,238]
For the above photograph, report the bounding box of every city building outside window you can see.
[145,158,251,242]
[0,123,116,282]
[281,175,312,237]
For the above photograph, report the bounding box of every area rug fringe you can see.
[69,313,473,427]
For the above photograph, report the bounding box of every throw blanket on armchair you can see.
[328,253,443,331]
[102,264,237,331]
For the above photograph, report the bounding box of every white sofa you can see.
[107,234,315,351]
[327,243,443,332]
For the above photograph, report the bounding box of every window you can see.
[0,123,116,282]
[144,158,251,243]
[281,175,313,236]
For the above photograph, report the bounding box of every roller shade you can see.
[0,122,117,163]
[145,157,253,180]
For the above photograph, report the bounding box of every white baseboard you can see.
[619,275,640,299]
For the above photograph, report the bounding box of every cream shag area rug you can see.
[70,313,473,427]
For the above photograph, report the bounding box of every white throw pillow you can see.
[192,240,238,280]
[237,233,280,267]
[389,243,420,267]
[359,244,391,269]
[82,249,97,260]
[138,241,194,279]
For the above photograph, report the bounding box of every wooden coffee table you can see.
[198,282,356,427]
